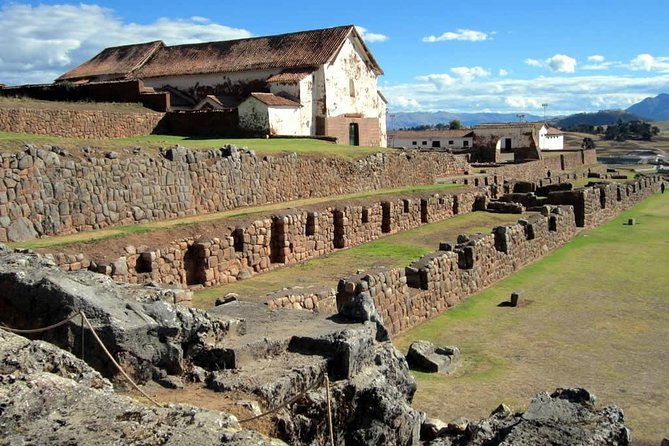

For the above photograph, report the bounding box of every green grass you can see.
[11,183,463,251]
[394,192,669,443]
[192,211,530,307]
[0,131,387,159]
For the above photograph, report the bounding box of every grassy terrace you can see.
[10,182,464,251]
[0,131,388,159]
[394,192,668,444]
[192,211,533,307]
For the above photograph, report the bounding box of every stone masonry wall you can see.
[51,188,487,288]
[0,145,471,242]
[0,108,164,139]
[337,175,660,336]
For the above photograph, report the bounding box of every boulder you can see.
[0,328,280,445]
[406,340,460,374]
[427,388,631,445]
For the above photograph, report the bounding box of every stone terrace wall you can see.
[0,108,164,139]
[547,176,658,228]
[485,150,597,183]
[337,176,660,336]
[0,145,470,242]
[51,188,487,288]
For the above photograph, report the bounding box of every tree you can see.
[449,119,463,130]
[581,137,596,150]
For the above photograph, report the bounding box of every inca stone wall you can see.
[337,176,660,336]
[50,188,488,287]
[0,108,164,139]
[0,145,471,243]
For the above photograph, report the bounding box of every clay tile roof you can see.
[267,68,315,83]
[546,127,563,135]
[249,92,301,107]
[133,25,382,78]
[57,41,164,82]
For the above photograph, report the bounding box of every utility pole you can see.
[542,103,548,123]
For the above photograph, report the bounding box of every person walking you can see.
[662,182,666,194]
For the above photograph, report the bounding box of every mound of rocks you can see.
[424,388,630,445]
[0,328,282,445]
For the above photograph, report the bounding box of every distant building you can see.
[57,25,387,146]
[473,122,564,152]
[387,129,474,149]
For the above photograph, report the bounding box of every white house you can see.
[473,122,564,152]
[58,26,387,147]
[387,129,474,149]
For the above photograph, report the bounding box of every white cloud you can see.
[0,3,252,85]
[588,55,605,63]
[525,54,577,73]
[629,53,669,72]
[422,29,489,43]
[525,58,543,68]
[451,66,490,80]
[505,96,542,109]
[416,73,456,89]
[391,96,421,110]
[355,26,389,43]
[547,54,577,73]
[498,69,509,77]
[382,72,669,115]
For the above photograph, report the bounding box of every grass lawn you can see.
[193,211,532,307]
[0,132,386,159]
[394,192,669,444]
[10,183,464,251]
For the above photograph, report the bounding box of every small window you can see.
[362,207,370,224]
[432,141,440,148]
[349,79,355,97]
[448,140,454,145]
[403,199,410,213]
[463,140,469,147]
[422,140,427,145]
[412,141,417,145]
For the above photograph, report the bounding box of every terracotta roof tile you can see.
[249,92,301,107]
[57,41,164,82]
[267,68,315,83]
[135,25,382,78]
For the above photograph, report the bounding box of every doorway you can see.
[349,123,359,146]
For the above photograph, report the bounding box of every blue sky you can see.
[2,0,669,116]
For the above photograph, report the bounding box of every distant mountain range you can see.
[626,93,669,121]
[388,93,669,130]
[552,110,644,129]
[388,111,543,130]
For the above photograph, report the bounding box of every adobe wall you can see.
[0,107,164,139]
[50,188,487,288]
[336,175,660,336]
[0,145,470,243]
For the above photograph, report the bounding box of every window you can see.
[412,141,417,146]
[463,140,469,147]
[422,140,427,145]
[448,140,454,145]
[349,79,355,97]
[362,207,370,223]
[432,141,440,148]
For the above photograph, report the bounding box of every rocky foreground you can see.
[0,245,632,445]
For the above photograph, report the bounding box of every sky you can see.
[2,0,669,116]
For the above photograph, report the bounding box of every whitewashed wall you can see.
[324,38,381,118]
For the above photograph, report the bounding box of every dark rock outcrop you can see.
[0,328,283,445]
[426,388,631,445]
[0,245,242,383]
